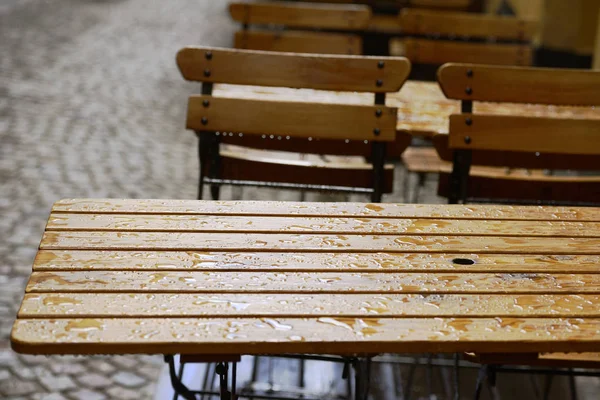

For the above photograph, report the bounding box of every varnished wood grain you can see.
[392,38,532,66]
[228,2,371,30]
[12,317,600,355]
[438,63,600,105]
[34,250,600,273]
[234,30,362,55]
[25,271,600,294]
[19,293,600,318]
[400,9,537,40]
[187,96,397,141]
[51,199,600,221]
[38,231,600,254]
[449,114,600,155]
[46,213,600,238]
[177,47,410,92]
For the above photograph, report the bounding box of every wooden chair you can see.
[176,46,411,202]
[435,62,600,205]
[229,1,371,55]
[390,9,537,67]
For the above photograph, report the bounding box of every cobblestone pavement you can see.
[0,0,238,398]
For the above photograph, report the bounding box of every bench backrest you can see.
[229,1,372,30]
[229,1,370,55]
[436,63,600,203]
[391,9,536,66]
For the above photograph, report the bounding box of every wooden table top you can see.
[213,81,600,137]
[11,199,600,356]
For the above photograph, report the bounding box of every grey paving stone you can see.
[66,389,106,400]
[111,371,146,388]
[74,373,112,389]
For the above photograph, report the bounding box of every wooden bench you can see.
[11,198,600,399]
[176,46,411,202]
[390,9,537,67]
[229,1,370,54]
[436,63,600,205]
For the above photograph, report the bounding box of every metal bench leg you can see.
[404,356,420,400]
[453,353,460,400]
[473,365,487,400]
[165,355,196,400]
[568,369,578,400]
[412,173,426,204]
[216,362,230,400]
[354,357,372,400]
[542,374,554,400]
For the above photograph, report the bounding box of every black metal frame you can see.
[448,99,473,204]
[195,86,388,203]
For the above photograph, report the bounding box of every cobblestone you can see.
[0,1,234,398]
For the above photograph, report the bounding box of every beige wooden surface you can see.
[228,2,371,30]
[212,81,600,137]
[187,95,397,141]
[234,30,363,55]
[11,199,600,355]
[399,9,537,40]
[177,47,411,93]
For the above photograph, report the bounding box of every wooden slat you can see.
[37,231,600,254]
[217,145,395,192]
[228,2,371,30]
[25,271,600,294]
[234,30,362,55]
[218,130,412,157]
[12,317,600,355]
[437,63,600,105]
[367,15,402,34]
[400,9,537,40]
[46,213,600,238]
[437,172,600,205]
[51,199,600,221]
[34,250,600,273]
[393,38,532,66]
[433,134,600,171]
[177,47,411,92]
[409,0,471,9]
[19,293,600,318]
[449,114,600,155]
[187,96,397,142]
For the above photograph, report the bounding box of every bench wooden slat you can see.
[217,145,395,192]
[34,250,600,273]
[19,293,600,318]
[218,129,411,157]
[400,9,537,40]
[25,271,600,294]
[12,317,600,355]
[46,213,600,238]
[188,96,397,142]
[51,199,600,221]
[234,30,362,55]
[449,114,600,155]
[177,47,410,92]
[39,231,600,254]
[437,172,600,205]
[434,134,600,170]
[392,38,532,66]
[438,63,600,105]
[228,2,371,30]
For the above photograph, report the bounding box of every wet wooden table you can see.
[213,81,600,137]
[11,198,600,357]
